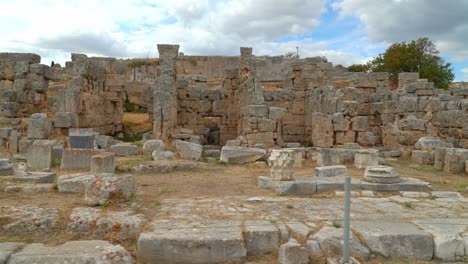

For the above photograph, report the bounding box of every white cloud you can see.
[333,0,468,61]
[0,0,368,67]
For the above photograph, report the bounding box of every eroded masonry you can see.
[0,44,467,152]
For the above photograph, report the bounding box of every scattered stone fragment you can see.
[142,140,166,155]
[109,143,138,156]
[151,150,175,160]
[173,140,203,160]
[0,205,59,233]
[90,152,115,173]
[57,173,96,193]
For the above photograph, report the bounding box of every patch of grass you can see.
[151,201,161,208]
[156,188,175,196]
[413,166,443,173]
[456,182,468,192]
[124,100,136,112]
[189,57,198,66]
[217,160,227,166]
[332,221,342,228]
[115,154,153,172]
[200,156,208,163]
[403,202,413,209]
[120,132,143,143]
[286,204,294,209]
[52,158,61,167]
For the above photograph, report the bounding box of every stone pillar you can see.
[153,44,179,140]
[268,149,295,181]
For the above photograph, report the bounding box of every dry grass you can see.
[122,112,152,135]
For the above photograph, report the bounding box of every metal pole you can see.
[343,176,351,263]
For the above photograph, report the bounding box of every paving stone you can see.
[7,240,132,264]
[431,191,463,198]
[401,191,430,198]
[351,221,434,260]
[286,222,311,242]
[278,238,309,264]
[313,226,370,260]
[0,206,59,233]
[244,220,280,255]
[137,220,246,264]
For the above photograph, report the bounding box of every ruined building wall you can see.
[55,55,126,135]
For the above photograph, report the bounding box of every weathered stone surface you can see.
[311,113,333,148]
[13,171,56,183]
[26,140,55,170]
[0,128,12,139]
[361,177,432,192]
[7,240,132,264]
[173,140,203,160]
[352,221,434,260]
[317,148,356,166]
[132,160,207,173]
[27,113,52,139]
[444,148,468,174]
[151,150,176,160]
[142,140,166,155]
[220,146,266,164]
[354,149,378,168]
[66,207,102,234]
[57,173,97,193]
[313,226,370,260]
[305,240,323,258]
[225,140,241,147]
[269,107,288,120]
[54,112,77,128]
[414,218,468,262]
[85,173,135,206]
[61,148,104,170]
[431,191,463,198]
[137,220,246,264]
[203,149,221,159]
[0,242,25,264]
[244,220,279,256]
[69,128,95,149]
[434,147,447,169]
[0,206,59,233]
[90,152,115,173]
[363,166,401,184]
[0,158,13,176]
[411,150,434,165]
[314,165,347,177]
[278,239,309,264]
[95,135,118,150]
[109,144,138,156]
[268,150,295,181]
[95,211,146,239]
[414,137,452,151]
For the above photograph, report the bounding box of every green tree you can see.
[348,63,369,72]
[368,37,454,89]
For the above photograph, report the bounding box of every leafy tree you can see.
[368,37,454,89]
[348,63,369,72]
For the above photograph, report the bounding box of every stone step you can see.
[13,172,56,183]
[137,220,246,264]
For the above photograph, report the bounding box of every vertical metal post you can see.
[343,176,351,263]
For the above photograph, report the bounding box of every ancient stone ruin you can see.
[0,45,467,264]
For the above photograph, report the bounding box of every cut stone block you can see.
[109,143,137,156]
[354,149,378,169]
[0,158,14,176]
[60,148,104,170]
[90,152,115,173]
[314,165,347,177]
[142,140,166,155]
[313,226,370,260]
[27,140,55,170]
[278,238,309,264]
[414,137,452,151]
[412,150,434,165]
[13,172,56,183]
[444,148,468,174]
[152,150,176,160]
[85,173,135,206]
[244,220,280,256]
[268,149,295,181]
[317,148,357,166]
[7,240,132,264]
[137,220,246,264]
[363,166,401,184]
[69,128,95,149]
[434,147,446,169]
[361,178,432,192]
[54,112,77,128]
[0,242,25,264]
[173,140,203,160]
[220,146,266,164]
[57,173,97,193]
[351,221,434,260]
[27,113,52,139]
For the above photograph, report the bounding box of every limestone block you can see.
[220,146,266,164]
[411,150,434,165]
[357,131,376,146]
[246,132,275,147]
[268,150,295,181]
[27,140,55,170]
[351,221,434,260]
[337,100,358,116]
[311,113,333,148]
[244,220,280,256]
[0,242,25,264]
[332,113,350,131]
[269,107,288,120]
[313,226,370,260]
[57,173,96,193]
[351,116,368,132]
[7,240,132,264]
[203,149,221,159]
[414,137,452,151]
[142,140,166,155]
[434,147,447,169]
[85,173,135,206]
[95,211,146,240]
[278,239,309,264]
[257,118,274,132]
[354,149,378,168]
[439,110,466,128]
[109,143,137,156]
[225,140,241,147]
[0,102,19,117]
[314,165,347,177]
[444,148,468,174]
[8,130,20,154]
[335,131,356,145]
[317,148,356,166]
[137,220,246,264]
[18,139,33,154]
[0,128,12,139]
[95,135,118,150]
[54,112,77,128]
[90,152,115,174]
[173,140,203,161]
[69,128,95,149]
[27,113,52,139]
[60,148,104,170]
[246,105,268,117]
[0,158,14,176]
[152,150,176,160]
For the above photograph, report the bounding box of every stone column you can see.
[153,44,179,140]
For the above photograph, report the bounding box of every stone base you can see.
[258,176,432,195]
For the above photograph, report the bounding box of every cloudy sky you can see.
[1,0,467,81]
